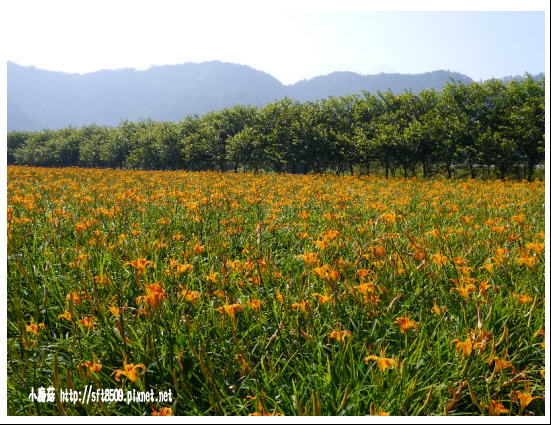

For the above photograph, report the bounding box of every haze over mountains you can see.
[7,61,544,132]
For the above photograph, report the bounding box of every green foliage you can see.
[7,76,545,180]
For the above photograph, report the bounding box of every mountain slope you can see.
[6,61,484,131]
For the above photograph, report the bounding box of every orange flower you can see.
[516,256,537,269]
[297,252,318,266]
[328,330,352,343]
[80,355,102,377]
[450,283,476,299]
[395,317,418,333]
[136,282,166,310]
[125,258,155,274]
[108,305,120,318]
[486,400,509,415]
[355,282,376,297]
[174,263,193,276]
[356,269,373,280]
[491,248,509,266]
[450,335,472,358]
[152,407,173,416]
[431,301,447,317]
[58,311,72,322]
[79,316,97,330]
[480,263,494,274]
[478,280,493,297]
[432,253,449,267]
[26,317,45,336]
[218,303,243,320]
[313,265,329,278]
[192,242,205,255]
[365,355,395,372]
[182,289,201,304]
[66,291,92,305]
[513,388,543,412]
[112,354,146,384]
[487,353,515,374]
[205,272,219,283]
[312,293,333,306]
[291,300,311,313]
[512,293,533,305]
[313,240,328,250]
[213,289,225,299]
[248,299,265,312]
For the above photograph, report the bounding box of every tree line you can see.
[7,75,545,180]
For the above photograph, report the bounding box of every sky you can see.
[1,0,548,85]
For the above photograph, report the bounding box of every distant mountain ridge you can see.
[6,60,543,132]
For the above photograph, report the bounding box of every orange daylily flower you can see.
[450,283,476,299]
[174,262,194,276]
[108,305,120,318]
[112,354,146,384]
[512,293,533,305]
[432,301,447,317]
[297,252,318,266]
[58,311,72,322]
[486,400,509,415]
[192,242,205,254]
[136,282,166,310]
[248,299,265,312]
[328,330,352,343]
[395,317,418,333]
[365,355,395,372]
[79,316,97,330]
[487,353,516,374]
[432,253,449,267]
[218,303,243,320]
[312,293,333,306]
[152,407,173,416]
[321,230,340,241]
[26,317,45,336]
[291,300,311,313]
[480,263,494,274]
[450,335,473,358]
[205,272,219,283]
[513,389,543,412]
[181,289,201,304]
[80,355,102,377]
[525,242,544,255]
[125,258,155,274]
[313,240,328,250]
[66,291,92,305]
[355,281,376,296]
[478,280,493,297]
[312,265,329,278]
[491,248,509,266]
[516,256,537,269]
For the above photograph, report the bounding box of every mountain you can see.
[500,72,545,83]
[6,61,481,131]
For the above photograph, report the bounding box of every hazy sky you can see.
[2,0,548,85]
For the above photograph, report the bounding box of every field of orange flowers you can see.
[6,166,546,416]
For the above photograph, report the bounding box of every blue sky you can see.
[1,1,548,84]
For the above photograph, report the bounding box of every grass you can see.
[6,166,546,416]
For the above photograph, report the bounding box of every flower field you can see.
[6,166,546,416]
